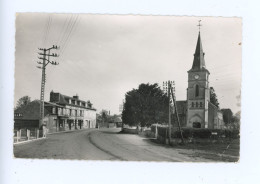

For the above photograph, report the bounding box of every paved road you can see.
[14,128,210,162]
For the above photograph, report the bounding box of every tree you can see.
[221,108,233,125]
[210,87,219,108]
[231,111,241,129]
[221,109,241,129]
[122,83,169,127]
[15,96,31,110]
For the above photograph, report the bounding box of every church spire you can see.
[191,31,206,71]
[190,20,208,72]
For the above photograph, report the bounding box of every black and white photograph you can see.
[3,0,260,184]
[13,13,242,162]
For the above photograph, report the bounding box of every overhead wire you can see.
[60,15,79,55]
[57,14,74,49]
[58,14,80,62]
[43,16,51,47]
[56,14,70,46]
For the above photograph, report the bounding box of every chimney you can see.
[73,94,79,100]
[50,91,60,103]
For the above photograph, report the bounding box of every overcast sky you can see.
[15,13,242,114]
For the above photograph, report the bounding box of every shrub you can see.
[155,126,240,139]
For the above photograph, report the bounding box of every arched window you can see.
[195,84,199,97]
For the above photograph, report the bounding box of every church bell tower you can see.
[186,30,210,128]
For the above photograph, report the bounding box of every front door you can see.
[193,122,201,128]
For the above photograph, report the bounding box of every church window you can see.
[191,102,194,108]
[195,85,199,97]
[196,102,198,107]
[200,102,203,108]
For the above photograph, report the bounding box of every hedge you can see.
[151,125,239,139]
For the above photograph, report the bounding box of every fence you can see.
[13,128,45,143]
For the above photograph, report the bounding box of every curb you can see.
[13,137,48,145]
[47,128,96,135]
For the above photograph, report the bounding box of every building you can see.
[48,91,97,132]
[14,100,61,131]
[174,31,224,129]
[14,92,97,133]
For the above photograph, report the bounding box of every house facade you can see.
[47,91,97,132]
[14,92,97,133]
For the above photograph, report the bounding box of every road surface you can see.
[14,128,211,162]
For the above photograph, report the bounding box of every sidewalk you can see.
[13,137,47,145]
[47,128,95,135]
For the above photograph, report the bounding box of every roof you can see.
[14,100,51,120]
[50,91,96,110]
[44,101,64,107]
[189,32,209,73]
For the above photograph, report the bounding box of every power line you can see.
[59,15,80,59]
[44,16,53,47]
[56,14,70,45]
[41,16,50,47]
[42,16,51,47]
[57,14,74,48]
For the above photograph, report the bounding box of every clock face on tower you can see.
[194,74,200,79]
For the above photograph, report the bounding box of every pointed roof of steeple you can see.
[189,32,208,72]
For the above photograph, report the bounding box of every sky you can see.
[14,13,242,114]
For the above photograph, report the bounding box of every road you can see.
[14,128,211,162]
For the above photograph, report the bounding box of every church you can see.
[175,30,224,129]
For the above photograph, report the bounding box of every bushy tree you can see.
[210,87,219,108]
[15,96,31,110]
[221,109,241,129]
[122,83,169,127]
[221,108,233,125]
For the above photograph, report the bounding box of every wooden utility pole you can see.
[170,82,184,144]
[37,45,59,127]
[168,81,171,144]
[163,81,174,144]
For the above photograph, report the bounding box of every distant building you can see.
[173,31,224,129]
[14,92,97,133]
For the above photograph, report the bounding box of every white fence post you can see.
[155,124,158,139]
[37,129,39,139]
[17,130,20,142]
[27,129,30,140]
[19,129,22,141]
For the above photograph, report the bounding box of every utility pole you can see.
[163,81,174,144]
[170,82,184,144]
[37,45,59,127]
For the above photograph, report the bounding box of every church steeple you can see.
[190,32,207,71]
